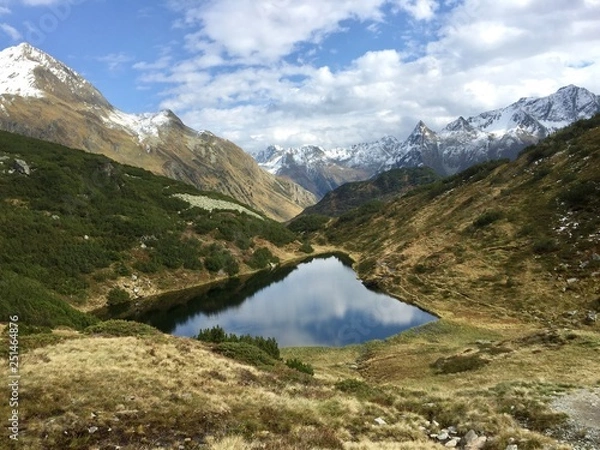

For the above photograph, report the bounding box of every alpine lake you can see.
[136,254,437,347]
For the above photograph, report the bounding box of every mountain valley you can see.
[0,42,599,450]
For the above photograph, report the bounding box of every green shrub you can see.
[431,354,489,374]
[473,210,503,228]
[287,214,330,233]
[196,324,227,343]
[106,287,131,307]
[0,271,97,330]
[532,238,558,254]
[196,326,280,359]
[247,247,279,269]
[557,181,597,209]
[84,320,160,337]
[133,258,161,274]
[299,241,314,253]
[213,342,277,367]
[203,244,239,275]
[285,358,314,376]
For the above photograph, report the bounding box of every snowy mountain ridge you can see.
[0,43,316,220]
[254,85,600,197]
[0,43,180,145]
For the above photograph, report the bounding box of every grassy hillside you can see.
[301,167,440,217]
[321,114,600,326]
[0,130,308,326]
[1,118,599,450]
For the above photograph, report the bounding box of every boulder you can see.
[463,429,478,445]
[585,311,597,324]
[12,159,30,175]
[465,436,487,450]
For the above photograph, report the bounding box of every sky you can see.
[0,0,599,154]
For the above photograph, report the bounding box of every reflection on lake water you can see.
[140,255,436,347]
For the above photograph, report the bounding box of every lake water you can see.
[139,255,436,347]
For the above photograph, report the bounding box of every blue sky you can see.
[1,0,599,153]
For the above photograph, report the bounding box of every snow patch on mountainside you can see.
[106,110,174,143]
[0,42,97,100]
[0,43,181,145]
[255,85,600,196]
[0,44,45,98]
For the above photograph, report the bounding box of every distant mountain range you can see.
[254,85,600,198]
[0,43,316,221]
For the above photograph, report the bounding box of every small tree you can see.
[106,287,131,307]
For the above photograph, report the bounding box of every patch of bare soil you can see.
[550,388,600,450]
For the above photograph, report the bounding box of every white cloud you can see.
[136,0,600,153]
[0,22,21,40]
[392,0,440,20]
[97,52,133,72]
[167,0,387,65]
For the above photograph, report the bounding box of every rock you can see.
[374,417,386,426]
[585,311,597,324]
[432,420,440,427]
[465,436,487,450]
[567,278,578,284]
[12,159,31,175]
[445,438,459,447]
[437,431,449,441]
[505,445,518,450]
[88,426,98,434]
[463,429,478,444]
[447,426,457,434]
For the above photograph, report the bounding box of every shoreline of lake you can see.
[132,254,438,347]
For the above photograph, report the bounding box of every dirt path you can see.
[551,388,600,450]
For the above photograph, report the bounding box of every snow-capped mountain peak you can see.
[254,85,600,197]
[0,43,186,144]
[0,42,108,107]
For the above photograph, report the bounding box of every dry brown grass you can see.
[2,322,591,449]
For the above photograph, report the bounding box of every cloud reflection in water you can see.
[169,257,436,347]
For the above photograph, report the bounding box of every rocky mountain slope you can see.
[0,43,315,221]
[316,114,600,327]
[255,85,600,198]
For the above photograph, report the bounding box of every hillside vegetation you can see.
[1,118,599,450]
[301,167,440,217]
[321,114,600,327]
[0,130,309,327]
